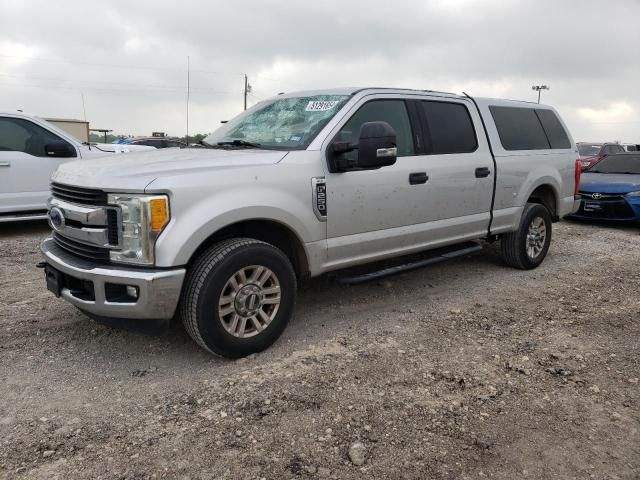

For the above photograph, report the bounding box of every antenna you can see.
[186,56,190,140]
[81,92,87,121]
[81,92,90,149]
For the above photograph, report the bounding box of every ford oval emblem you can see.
[49,207,66,231]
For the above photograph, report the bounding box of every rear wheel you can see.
[180,238,296,358]
[501,203,552,270]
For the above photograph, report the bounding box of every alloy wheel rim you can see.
[526,216,547,259]
[218,265,281,338]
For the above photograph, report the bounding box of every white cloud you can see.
[0,0,638,141]
[578,102,634,124]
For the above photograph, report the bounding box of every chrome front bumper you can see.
[40,238,185,320]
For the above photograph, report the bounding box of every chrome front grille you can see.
[47,188,120,263]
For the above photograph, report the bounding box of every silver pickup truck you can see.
[40,87,581,357]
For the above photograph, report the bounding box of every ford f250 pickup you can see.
[40,88,581,357]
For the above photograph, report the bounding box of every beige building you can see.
[44,118,90,143]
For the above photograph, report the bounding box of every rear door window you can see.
[535,109,571,149]
[489,106,551,151]
[420,101,477,154]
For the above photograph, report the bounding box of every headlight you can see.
[626,191,640,197]
[107,194,170,265]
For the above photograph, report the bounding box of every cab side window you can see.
[336,100,415,160]
[421,101,477,154]
[0,117,71,157]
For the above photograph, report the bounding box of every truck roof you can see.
[275,87,459,99]
[272,88,553,109]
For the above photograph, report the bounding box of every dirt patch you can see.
[0,220,638,479]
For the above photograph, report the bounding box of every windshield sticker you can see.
[305,100,339,112]
[289,135,302,142]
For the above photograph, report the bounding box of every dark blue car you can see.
[570,153,640,222]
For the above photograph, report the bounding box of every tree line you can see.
[89,133,208,145]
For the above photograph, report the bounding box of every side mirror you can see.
[356,121,397,169]
[330,121,397,172]
[45,141,76,158]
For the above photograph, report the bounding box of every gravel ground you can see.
[0,220,639,480]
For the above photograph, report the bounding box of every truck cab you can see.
[39,88,580,357]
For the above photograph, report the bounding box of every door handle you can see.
[409,172,429,185]
[475,167,491,178]
[0,162,10,167]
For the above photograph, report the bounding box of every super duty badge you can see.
[312,177,327,221]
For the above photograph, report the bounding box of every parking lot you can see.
[0,220,638,479]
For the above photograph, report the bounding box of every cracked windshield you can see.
[205,94,350,149]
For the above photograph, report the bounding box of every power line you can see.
[0,81,237,96]
[247,92,264,102]
[0,53,245,77]
[0,73,238,91]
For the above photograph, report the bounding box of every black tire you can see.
[180,238,296,358]
[501,202,553,270]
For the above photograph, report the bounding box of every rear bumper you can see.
[40,237,185,320]
[559,195,581,218]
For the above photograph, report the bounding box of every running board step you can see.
[336,241,483,285]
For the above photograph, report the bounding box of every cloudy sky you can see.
[1,0,638,142]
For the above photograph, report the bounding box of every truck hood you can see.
[52,147,289,191]
[580,172,640,194]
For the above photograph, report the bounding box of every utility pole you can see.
[186,56,190,141]
[531,85,549,104]
[243,74,252,110]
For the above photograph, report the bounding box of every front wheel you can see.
[180,238,297,358]
[501,203,553,270]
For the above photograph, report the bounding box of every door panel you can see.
[0,151,69,213]
[410,99,493,236]
[324,96,494,269]
[325,99,430,263]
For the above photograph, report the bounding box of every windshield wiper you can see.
[217,139,262,148]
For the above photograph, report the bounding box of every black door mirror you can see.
[45,141,76,158]
[330,121,397,172]
[356,121,397,169]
